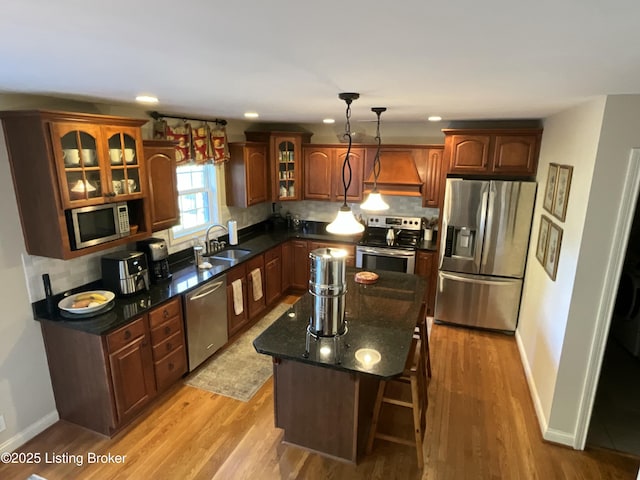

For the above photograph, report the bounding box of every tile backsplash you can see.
[21,198,436,303]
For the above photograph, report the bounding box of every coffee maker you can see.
[137,238,172,283]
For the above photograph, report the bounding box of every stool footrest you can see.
[382,397,413,408]
[375,432,416,447]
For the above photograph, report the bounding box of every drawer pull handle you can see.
[168,362,174,371]
[166,342,173,351]
[124,330,131,340]
[163,309,169,318]
[164,326,171,335]
[142,340,148,347]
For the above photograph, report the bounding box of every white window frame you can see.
[169,163,220,245]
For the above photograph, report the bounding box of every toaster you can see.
[101,251,150,296]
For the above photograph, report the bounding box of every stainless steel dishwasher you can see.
[184,274,228,371]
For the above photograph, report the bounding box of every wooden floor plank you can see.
[1,321,638,480]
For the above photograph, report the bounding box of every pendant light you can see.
[360,107,390,212]
[326,93,365,236]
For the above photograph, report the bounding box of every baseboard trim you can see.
[0,410,59,453]
[515,330,574,447]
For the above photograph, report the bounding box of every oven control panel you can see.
[366,216,422,230]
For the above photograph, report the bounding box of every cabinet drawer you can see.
[154,345,187,391]
[152,330,184,362]
[106,316,146,352]
[150,315,183,345]
[149,297,182,328]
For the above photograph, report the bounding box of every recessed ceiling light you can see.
[428,115,442,122]
[323,118,335,124]
[244,112,259,119]
[135,95,158,104]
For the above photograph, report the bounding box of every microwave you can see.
[66,202,130,250]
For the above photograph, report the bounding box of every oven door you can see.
[356,246,416,274]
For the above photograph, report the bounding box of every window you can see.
[171,164,219,241]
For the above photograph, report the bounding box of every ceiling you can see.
[2,0,640,124]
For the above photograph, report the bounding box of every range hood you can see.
[363,149,423,197]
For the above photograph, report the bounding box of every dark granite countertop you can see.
[253,268,427,380]
[33,225,363,336]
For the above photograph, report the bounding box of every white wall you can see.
[518,94,640,446]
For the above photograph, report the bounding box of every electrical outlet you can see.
[0,415,5,433]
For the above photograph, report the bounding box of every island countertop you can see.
[253,268,427,379]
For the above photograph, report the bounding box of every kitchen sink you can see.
[210,248,251,262]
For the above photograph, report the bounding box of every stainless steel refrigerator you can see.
[435,179,536,332]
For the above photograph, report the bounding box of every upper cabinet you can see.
[421,146,445,208]
[143,140,180,232]
[444,128,542,177]
[0,110,150,259]
[226,142,269,207]
[303,145,365,202]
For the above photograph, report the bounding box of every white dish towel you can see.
[250,268,263,301]
[232,279,243,315]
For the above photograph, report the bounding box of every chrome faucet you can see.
[204,224,228,255]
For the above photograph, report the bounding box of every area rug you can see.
[184,302,291,402]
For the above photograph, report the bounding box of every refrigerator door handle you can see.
[481,184,495,268]
[474,185,489,272]
[439,271,515,287]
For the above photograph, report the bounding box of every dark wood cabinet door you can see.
[108,332,155,423]
[246,255,266,320]
[304,147,333,200]
[491,134,540,175]
[448,135,491,173]
[281,241,293,292]
[291,240,310,290]
[415,251,437,316]
[144,140,179,231]
[226,264,248,337]
[246,145,269,205]
[265,246,283,305]
[334,147,365,202]
[423,147,444,208]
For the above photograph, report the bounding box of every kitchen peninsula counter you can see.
[253,268,427,463]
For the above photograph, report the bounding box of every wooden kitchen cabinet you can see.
[143,140,180,232]
[226,142,269,207]
[444,129,542,177]
[40,295,188,436]
[226,263,249,337]
[303,145,365,202]
[246,254,266,320]
[281,240,293,292]
[107,317,156,423]
[0,110,151,259]
[415,250,438,315]
[245,131,312,201]
[290,239,310,290]
[423,146,445,208]
[148,297,187,392]
[264,245,283,306]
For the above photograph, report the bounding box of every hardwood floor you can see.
[2,320,638,480]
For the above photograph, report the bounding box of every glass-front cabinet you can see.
[50,122,144,209]
[0,110,148,259]
[245,131,312,201]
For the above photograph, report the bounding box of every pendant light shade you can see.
[361,107,389,212]
[326,93,365,236]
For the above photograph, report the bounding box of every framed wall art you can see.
[544,222,563,281]
[536,215,551,265]
[552,165,573,221]
[543,163,559,213]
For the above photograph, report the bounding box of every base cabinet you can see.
[40,297,187,436]
[415,250,438,316]
[264,245,283,306]
[226,263,249,337]
[290,240,310,290]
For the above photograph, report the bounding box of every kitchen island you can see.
[253,268,427,463]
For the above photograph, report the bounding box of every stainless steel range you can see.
[356,215,422,274]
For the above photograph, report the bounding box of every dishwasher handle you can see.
[189,280,225,301]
